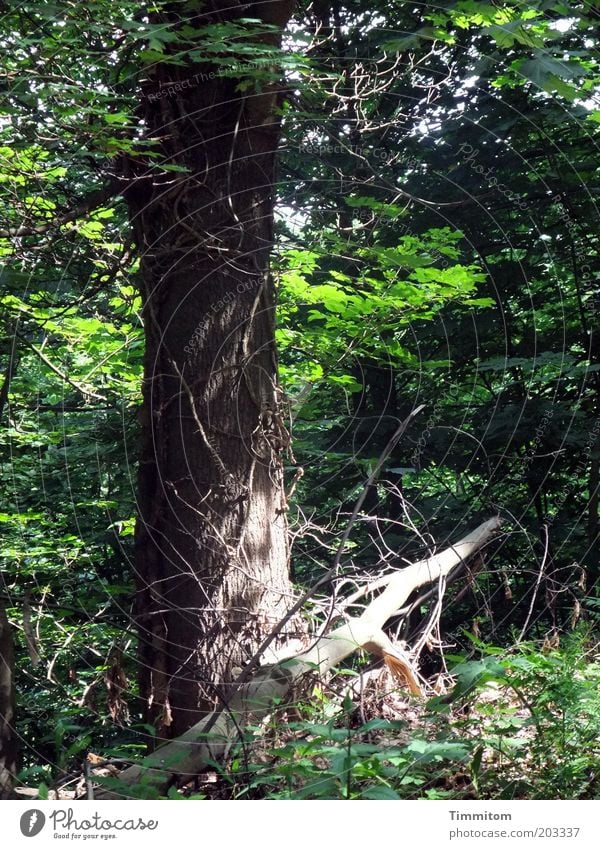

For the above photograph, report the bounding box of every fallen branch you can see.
[94,515,502,798]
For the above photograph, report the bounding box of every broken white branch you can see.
[95,516,502,798]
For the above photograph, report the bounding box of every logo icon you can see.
[20,810,46,837]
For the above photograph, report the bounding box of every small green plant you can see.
[226,692,476,800]
[222,629,599,801]
[446,628,600,799]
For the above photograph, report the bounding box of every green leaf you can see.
[361,785,402,800]
[517,53,588,88]
[405,739,471,762]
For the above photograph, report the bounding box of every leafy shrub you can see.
[446,628,600,799]
[220,629,599,800]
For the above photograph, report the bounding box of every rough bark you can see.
[0,599,17,799]
[126,1,298,736]
[95,517,501,798]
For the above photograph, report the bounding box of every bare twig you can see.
[517,523,549,643]
[17,334,107,402]
[228,404,426,691]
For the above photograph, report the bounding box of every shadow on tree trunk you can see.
[0,597,17,799]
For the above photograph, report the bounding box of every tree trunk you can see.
[0,599,17,798]
[127,1,298,737]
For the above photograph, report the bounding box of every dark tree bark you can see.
[0,599,17,798]
[126,1,299,737]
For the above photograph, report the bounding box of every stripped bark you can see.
[95,516,502,798]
